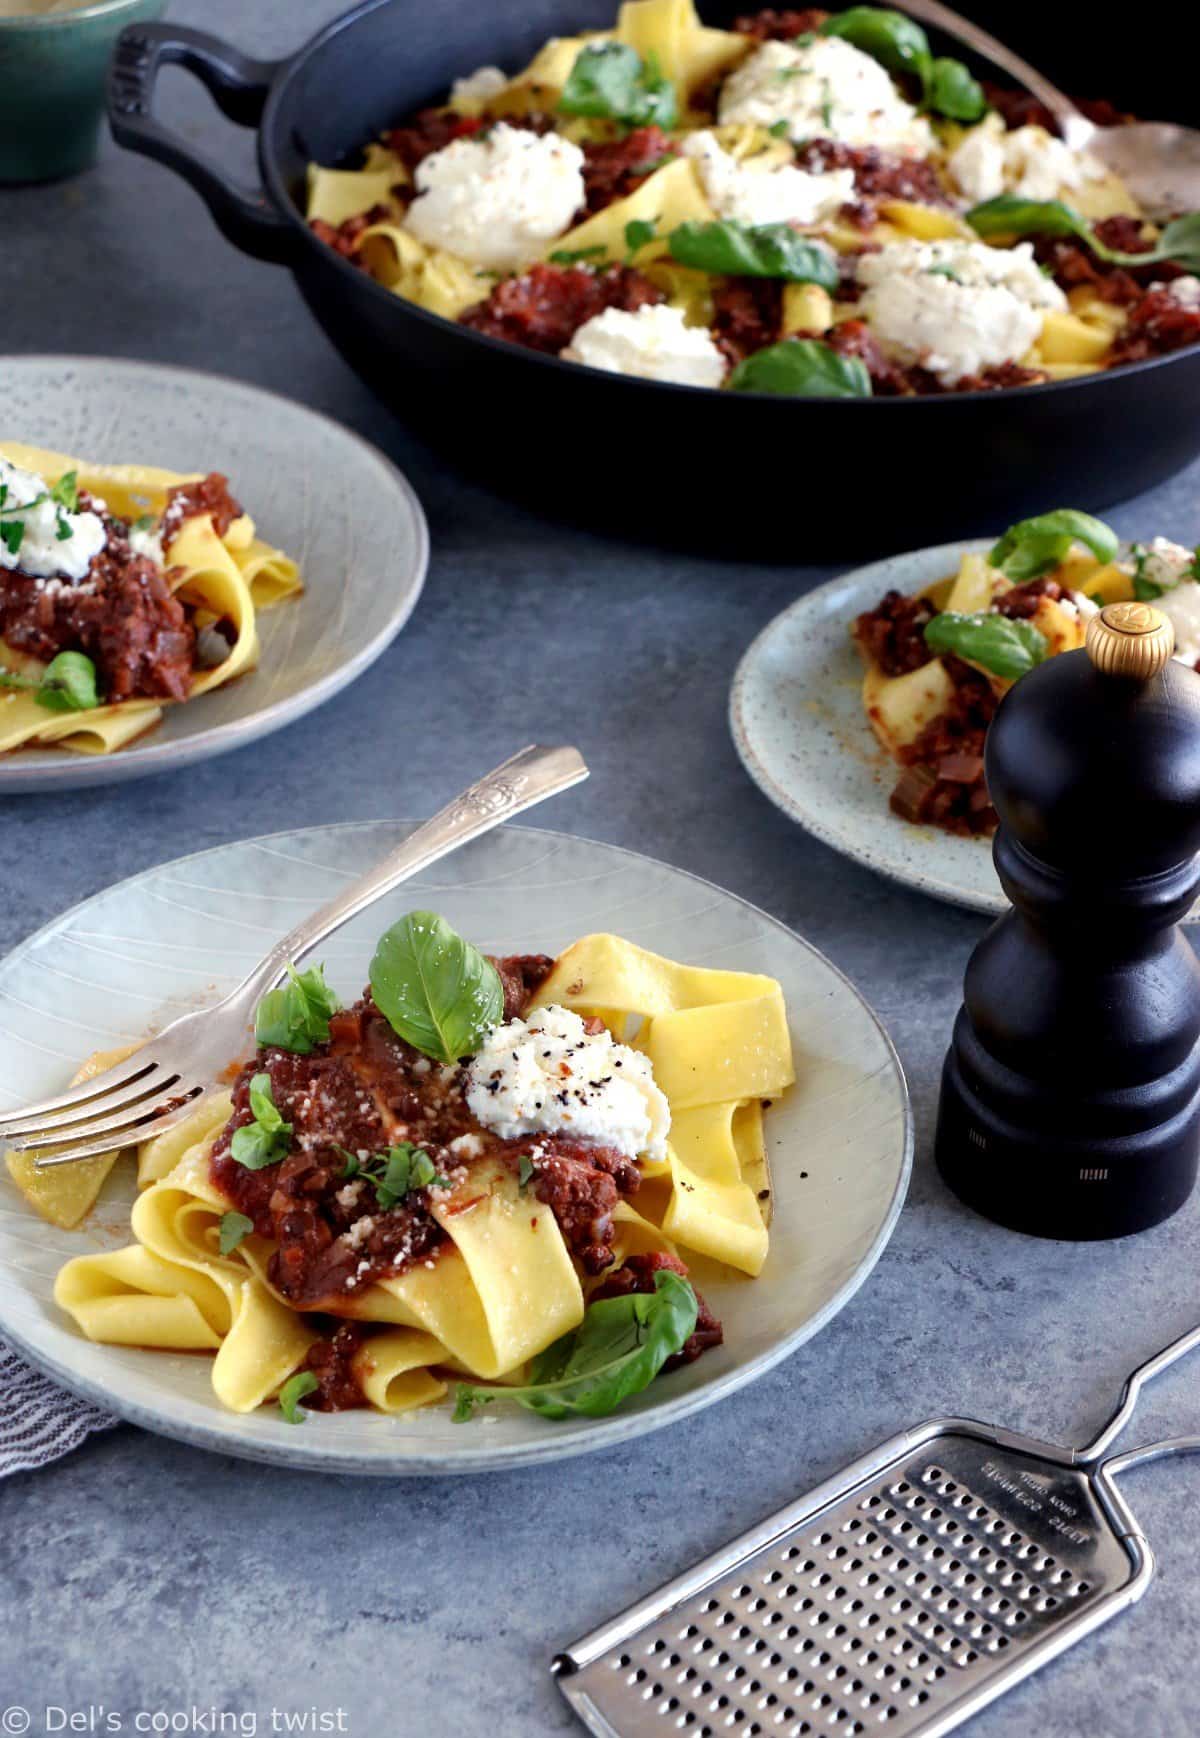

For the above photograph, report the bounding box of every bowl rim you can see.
[252,0,1200,407]
[0,0,157,30]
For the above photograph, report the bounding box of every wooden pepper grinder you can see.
[936,601,1200,1238]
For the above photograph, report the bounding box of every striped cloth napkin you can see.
[0,1340,116,1477]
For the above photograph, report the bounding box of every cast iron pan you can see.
[106,1,1200,556]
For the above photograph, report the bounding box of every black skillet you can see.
[106,0,1200,556]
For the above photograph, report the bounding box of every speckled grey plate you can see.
[0,357,428,791]
[0,822,911,1475]
[732,542,1008,918]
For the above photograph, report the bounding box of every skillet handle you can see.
[108,22,295,264]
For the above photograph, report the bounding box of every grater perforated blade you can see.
[553,1320,1200,1738]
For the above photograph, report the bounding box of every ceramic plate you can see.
[732,541,1008,917]
[0,357,428,791]
[0,823,911,1475]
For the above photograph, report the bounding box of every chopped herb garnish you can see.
[346,1142,448,1209]
[0,521,24,557]
[518,1154,536,1190]
[558,41,677,129]
[278,1370,321,1424]
[767,119,791,138]
[218,1210,254,1257]
[230,1072,292,1170]
[624,217,658,257]
[548,244,609,265]
[926,263,963,283]
[820,78,834,130]
[133,513,157,531]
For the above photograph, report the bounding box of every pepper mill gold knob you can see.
[1086,601,1175,679]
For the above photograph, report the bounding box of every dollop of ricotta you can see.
[718,37,934,157]
[465,1003,670,1163]
[1158,577,1200,665]
[682,128,855,226]
[949,115,1105,204]
[128,522,164,566]
[857,238,1066,384]
[450,64,508,109]
[561,303,728,388]
[0,455,106,584]
[403,122,586,272]
[1155,275,1200,312]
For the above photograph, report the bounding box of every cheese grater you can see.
[553,1320,1200,1738]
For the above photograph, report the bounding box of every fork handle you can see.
[896,0,1093,150]
[240,744,588,996]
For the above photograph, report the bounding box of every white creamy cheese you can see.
[450,64,508,108]
[561,303,728,388]
[681,128,854,226]
[718,36,934,156]
[465,1003,670,1163]
[857,238,1066,384]
[1159,577,1200,665]
[949,115,1105,204]
[0,455,105,584]
[128,522,164,566]
[403,122,585,272]
[1155,275,1200,311]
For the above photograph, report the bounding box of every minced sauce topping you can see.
[209,951,722,1411]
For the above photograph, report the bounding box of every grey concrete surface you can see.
[3,3,1200,1734]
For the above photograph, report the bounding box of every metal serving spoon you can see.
[902,0,1200,217]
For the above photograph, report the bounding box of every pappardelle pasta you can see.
[0,442,300,757]
[853,509,1200,835]
[305,0,1200,396]
[22,915,794,1425]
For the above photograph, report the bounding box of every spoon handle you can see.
[898,0,1093,150]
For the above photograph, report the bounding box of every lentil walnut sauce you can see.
[209,953,722,1413]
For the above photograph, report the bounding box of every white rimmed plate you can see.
[0,357,428,791]
[0,822,911,1475]
[732,541,1009,917]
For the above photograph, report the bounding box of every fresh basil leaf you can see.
[218,1210,254,1257]
[230,1072,292,1170]
[728,338,872,398]
[279,1370,320,1425]
[624,217,658,257]
[548,245,609,266]
[1154,212,1200,274]
[929,56,986,121]
[0,666,37,692]
[518,1154,536,1190]
[767,118,791,138]
[0,520,25,556]
[821,6,932,92]
[966,194,1092,244]
[988,509,1119,581]
[34,651,100,713]
[668,219,838,288]
[924,611,1049,680]
[133,513,157,531]
[558,41,677,129]
[453,1269,698,1422]
[353,1142,446,1209]
[369,910,504,1064]
[49,469,79,513]
[254,962,341,1054]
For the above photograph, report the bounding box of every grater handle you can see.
[1080,1320,1200,1462]
[1102,1434,1200,1480]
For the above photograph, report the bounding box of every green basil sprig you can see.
[230,1072,292,1170]
[820,7,985,121]
[727,338,872,398]
[989,509,1119,581]
[924,611,1049,680]
[369,911,503,1065]
[967,197,1200,274]
[254,962,341,1055]
[340,1143,448,1209]
[453,1269,698,1422]
[278,1370,320,1425]
[0,650,101,713]
[218,1210,254,1257]
[559,42,677,129]
[667,219,838,288]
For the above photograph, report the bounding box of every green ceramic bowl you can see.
[0,0,166,183]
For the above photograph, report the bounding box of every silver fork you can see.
[0,744,588,1171]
